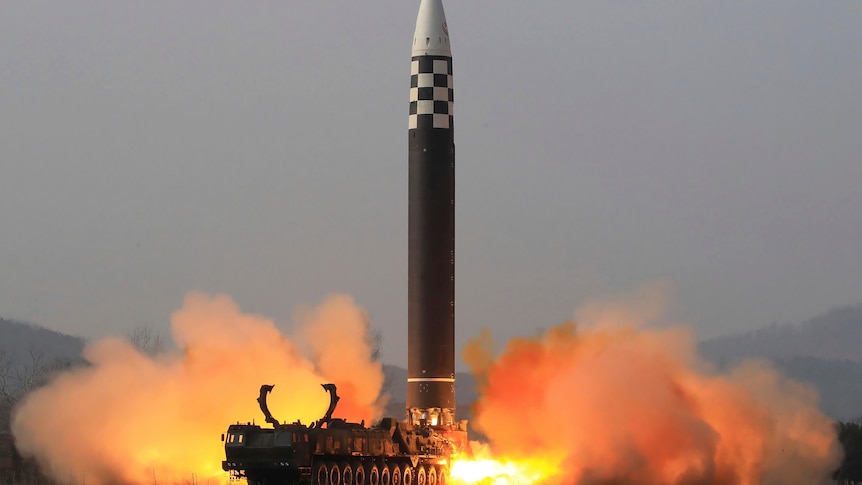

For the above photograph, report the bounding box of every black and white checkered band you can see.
[409,55,454,130]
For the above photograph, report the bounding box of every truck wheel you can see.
[315,463,329,485]
[368,464,379,485]
[416,466,426,485]
[435,467,446,485]
[390,464,401,485]
[329,463,341,485]
[355,463,366,485]
[379,464,390,485]
[427,466,436,485]
[342,463,353,485]
[402,466,413,485]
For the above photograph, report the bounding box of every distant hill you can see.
[774,356,862,419]
[0,318,85,433]
[700,305,862,420]
[700,305,862,364]
[0,317,84,368]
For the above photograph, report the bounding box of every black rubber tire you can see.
[329,463,341,485]
[369,464,379,485]
[355,464,366,485]
[436,466,446,485]
[342,463,353,485]
[315,463,329,485]
[402,467,413,485]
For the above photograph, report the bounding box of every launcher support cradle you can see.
[256,383,340,429]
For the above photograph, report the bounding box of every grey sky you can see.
[2,1,860,369]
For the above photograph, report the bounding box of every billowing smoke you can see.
[11,292,386,485]
[463,286,842,485]
[11,287,844,485]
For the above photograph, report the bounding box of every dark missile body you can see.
[406,2,457,427]
[407,74,455,413]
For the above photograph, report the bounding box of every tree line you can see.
[1,350,68,485]
[835,420,862,484]
[0,326,165,485]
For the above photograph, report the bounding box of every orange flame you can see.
[450,444,562,484]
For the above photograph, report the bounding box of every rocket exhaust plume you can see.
[455,286,842,485]
[11,292,387,485]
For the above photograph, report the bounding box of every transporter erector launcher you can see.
[407,0,458,428]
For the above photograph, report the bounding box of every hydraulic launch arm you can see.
[257,384,280,428]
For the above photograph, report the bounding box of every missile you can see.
[407,0,457,428]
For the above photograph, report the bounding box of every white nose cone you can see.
[412,0,451,57]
